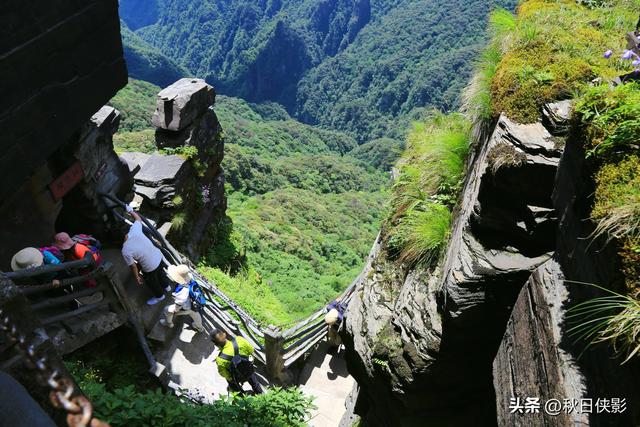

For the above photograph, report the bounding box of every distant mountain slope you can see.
[296,0,517,141]
[121,22,188,88]
[121,0,371,109]
[119,0,516,141]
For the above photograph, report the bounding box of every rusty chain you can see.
[0,307,110,427]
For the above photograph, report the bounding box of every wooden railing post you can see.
[264,325,286,384]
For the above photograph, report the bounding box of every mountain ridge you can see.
[119,0,517,142]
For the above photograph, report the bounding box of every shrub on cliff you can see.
[386,112,470,265]
[83,382,313,427]
[67,345,314,427]
[575,81,640,293]
[576,81,640,158]
[568,284,640,364]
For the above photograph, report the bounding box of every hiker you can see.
[10,247,62,287]
[53,232,102,265]
[121,205,169,305]
[53,232,102,288]
[325,296,346,351]
[159,264,204,332]
[212,329,263,395]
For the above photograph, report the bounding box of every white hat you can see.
[11,247,44,271]
[324,309,339,325]
[167,264,191,285]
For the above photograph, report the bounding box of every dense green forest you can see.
[109,79,388,324]
[121,22,188,88]
[119,0,517,142]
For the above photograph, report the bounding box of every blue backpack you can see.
[188,280,207,312]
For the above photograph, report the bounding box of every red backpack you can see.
[71,234,101,252]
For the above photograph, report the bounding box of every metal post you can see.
[264,325,285,384]
[103,262,162,376]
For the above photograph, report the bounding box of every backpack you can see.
[218,338,254,384]
[38,246,64,263]
[188,281,207,312]
[72,234,101,253]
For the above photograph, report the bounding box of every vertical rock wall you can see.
[493,121,640,426]
[345,114,563,426]
[0,0,127,202]
[0,0,127,266]
[346,100,640,426]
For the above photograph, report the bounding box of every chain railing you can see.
[99,193,376,382]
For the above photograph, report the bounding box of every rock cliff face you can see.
[344,106,640,425]
[0,0,127,266]
[0,0,127,203]
[493,123,640,427]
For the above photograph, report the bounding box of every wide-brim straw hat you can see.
[167,264,191,285]
[54,232,74,250]
[11,247,44,271]
[324,309,339,325]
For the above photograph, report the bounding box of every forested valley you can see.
[114,0,516,324]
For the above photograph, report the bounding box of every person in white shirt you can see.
[122,205,168,305]
[160,264,204,332]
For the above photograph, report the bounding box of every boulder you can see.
[135,154,189,187]
[155,107,221,153]
[151,78,215,131]
[90,106,121,135]
[542,100,573,136]
[119,152,151,175]
[133,154,191,208]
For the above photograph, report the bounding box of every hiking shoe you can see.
[159,319,174,328]
[146,295,165,305]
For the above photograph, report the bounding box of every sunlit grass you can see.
[568,282,640,363]
[490,0,639,122]
[394,203,452,265]
[387,112,469,266]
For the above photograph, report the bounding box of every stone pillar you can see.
[264,325,286,384]
[131,78,226,261]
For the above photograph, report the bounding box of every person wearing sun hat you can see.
[53,232,101,289]
[11,247,44,272]
[159,264,204,332]
[10,247,62,287]
[53,233,101,265]
[324,296,346,352]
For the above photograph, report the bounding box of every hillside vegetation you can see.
[121,22,188,88]
[385,112,470,266]
[109,79,388,325]
[66,330,314,426]
[119,0,516,142]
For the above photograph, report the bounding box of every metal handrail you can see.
[4,255,96,280]
[19,266,103,296]
[99,193,266,346]
[97,192,373,371]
